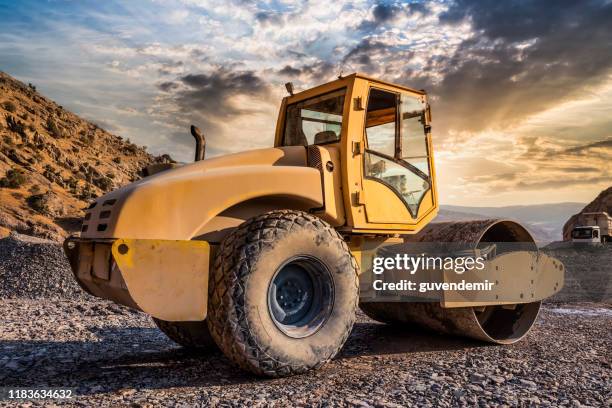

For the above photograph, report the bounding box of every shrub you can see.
[95,176,113,192]
[0,168,27,188]
[67,177,78,189]
[79,133,95,145]
[46,118,63,138]
[78,185,96,200]
[29,184,41,194]
[6,115,26,137]
[27,193,47,213]
[124,143,138,154]
[3,101,16,112]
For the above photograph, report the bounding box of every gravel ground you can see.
[0,299,610,407]
[0,234,610,406]
[0,233,85,300]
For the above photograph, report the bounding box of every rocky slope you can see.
[0,71,171,241]
[563,187,612,240]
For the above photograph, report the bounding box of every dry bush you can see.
[0,168,27,188]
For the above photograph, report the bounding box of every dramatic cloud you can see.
[564,140,612,156]
[343,0,612,137]
[427,0,612,133]
[276,61,336,84]
[171,70,269,116]
[153,68,274,155]
[254,11,283,26]
[159,69,269,126]
[1,0,609,205]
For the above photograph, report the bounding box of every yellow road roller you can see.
[63,73,564,377]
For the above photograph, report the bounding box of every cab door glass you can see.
[364,152,430,215]
[401,99,429,176]
[364,89,396,157]
[364,88,431,218]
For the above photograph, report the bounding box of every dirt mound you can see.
[0,71,173,241]
[543,242,611,303]
[0,233,87,300]
[563,187,612,240]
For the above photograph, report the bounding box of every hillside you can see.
[439,203,586,243]
[0,71,171,241]
[562,187,612,240]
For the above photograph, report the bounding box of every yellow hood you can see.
[80,146,324,240]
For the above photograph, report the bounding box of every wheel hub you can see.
[268,256,334,338]
[276,277,309,317]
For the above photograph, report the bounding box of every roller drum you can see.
[360,219,542,344]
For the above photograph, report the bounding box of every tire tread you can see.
[207,210,358,376]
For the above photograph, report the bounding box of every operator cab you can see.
[276,73,437,234]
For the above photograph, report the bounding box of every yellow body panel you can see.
[81,147,323,240]
[111,239,210,321]
[361,183,436,226]
[310,145,346,226]
[362,179,414,223]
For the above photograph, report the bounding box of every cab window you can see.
[364,88,430,217]
[283,88,346,146]
[572,228,592,239]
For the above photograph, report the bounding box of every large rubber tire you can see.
[207,210,359,377]
[153,318,217,350]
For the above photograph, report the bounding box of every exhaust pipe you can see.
[190,125,206,162]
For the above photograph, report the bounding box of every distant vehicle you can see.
[571,212,611,243]
[572,226,602,243]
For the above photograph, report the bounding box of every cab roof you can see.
[285,72,426,105]
[352,72,426,95]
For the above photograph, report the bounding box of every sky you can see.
[0,0,610,206]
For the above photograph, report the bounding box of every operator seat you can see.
[313,130,337,145]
